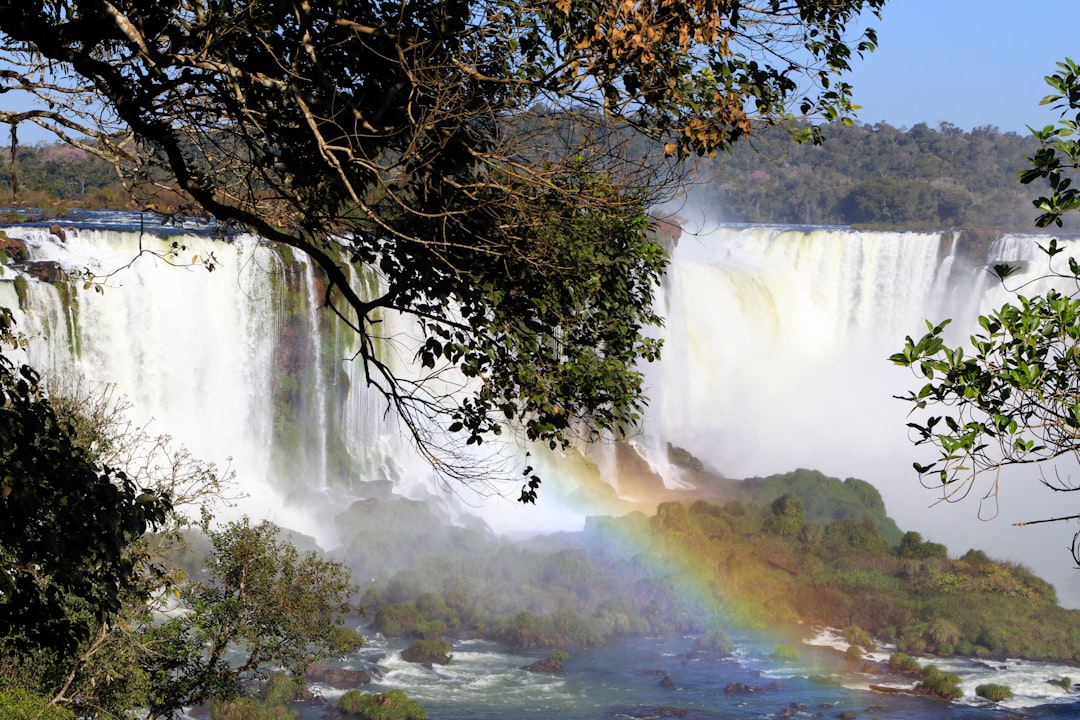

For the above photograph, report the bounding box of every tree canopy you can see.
[892,59,1080,563]
[0,342,171,658]
[0,0,884,493]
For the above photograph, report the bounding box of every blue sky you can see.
[845,0,1079,134]
[5,2,1075,144]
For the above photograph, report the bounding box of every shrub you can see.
[975,684,1013,702]
[888,652,921,674]
[772,644,800,661]
[843,624,875,651]
[210,698,296,720]
[916,665,963,701]
[0,688,75,720]
[1063,676,1073,692]
[844,645,863,661]
[337,690,427,720]
[400,639,452,666]
[263,673,302,706]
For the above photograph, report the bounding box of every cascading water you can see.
[5,213,1080,606]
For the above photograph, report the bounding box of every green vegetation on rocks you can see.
[975,683,1014,702]
[337,690,427,720]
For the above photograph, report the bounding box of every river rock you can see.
[523,656,565,673]
[304,664,372,689]
[48,224,66,242]
[609,705,688,718]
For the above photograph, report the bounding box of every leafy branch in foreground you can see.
[892,59,1080,563]
[0,0,883,495]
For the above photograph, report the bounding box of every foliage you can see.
[210,698,296,720]
[915,665,963,701]
[0,687,74,720]
[772,644,800,661]
[348,459,1080,665]
[0,0,883,494]
[892,60,1080,562]
[0,349,171,657]
[764,493,806,538]
[400,639,452,666]
[887,652,921,674]
[842,624,875,651]
[975,683,1014,702]
[697,120,1050,230]
[140,518,360,718]
[337,690,427,720]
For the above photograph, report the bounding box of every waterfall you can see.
[5,214,1080,604]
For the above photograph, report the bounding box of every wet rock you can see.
[523,656,565,673]
[304,664,373,689]
[0,234,28,263]
[659,674,675,688]
[24,260,64,282]
[609,706,688,718]
[48,224,66,242]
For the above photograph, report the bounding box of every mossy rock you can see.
[400,639,451,666]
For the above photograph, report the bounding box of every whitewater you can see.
[4,211,1080,716]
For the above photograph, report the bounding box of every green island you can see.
[345,460,1080,665]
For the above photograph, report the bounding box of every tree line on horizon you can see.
[1,120,1065,233]
[693,120,1065,231]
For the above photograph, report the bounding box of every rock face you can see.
[523,657,564,673]
[24,260,64,282]
[0,233,28,262]
[303,664,373,689]
[400,639,452,667]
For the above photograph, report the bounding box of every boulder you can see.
[24,260,64,282]
[0,234,28,263]
[304,664,373,689]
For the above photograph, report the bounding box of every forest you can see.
[1,120,1061,232]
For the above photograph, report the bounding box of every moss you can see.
[12,273,28,309]
[54,280,80,357]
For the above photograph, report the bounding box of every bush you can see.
[772,644,800,661]
[975,683,1013,702]
[400,639,452,666]
[844,645,863,661]
[916,665,963,701]
[337,690,427,720]
[210,698,296,720]
[843,624,875,651]
[263,673,302,706]
[888,652,921,674]
[0,688,75,720]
